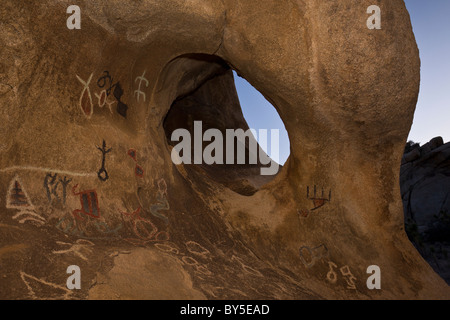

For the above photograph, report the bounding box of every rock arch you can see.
[0,0,448,299]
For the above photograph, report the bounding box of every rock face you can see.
[0,0,448,299]
[401,137,450,284]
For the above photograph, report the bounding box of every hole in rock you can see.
[163,54,290,196]
[233,71,290,167]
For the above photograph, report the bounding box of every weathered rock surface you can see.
[0,0,448,300]
[401,137,450,284]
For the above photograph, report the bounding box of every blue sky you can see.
[234,0,450,164]
[404,0,450,145]
[233,72,291,165]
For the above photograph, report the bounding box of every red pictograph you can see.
[120,206,169,245]
[307,185,331,211]
[127,148,144,178]
[127,149,137,161]
[72,184,100,220]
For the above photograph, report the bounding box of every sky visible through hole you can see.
[233,71,290,166]
[234,0,449,165]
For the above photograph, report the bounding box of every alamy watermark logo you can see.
[366,265,381,289]
[170,121,280,176]
[367,5,381,29]
[67,5,81,30]
[66,265,81,290]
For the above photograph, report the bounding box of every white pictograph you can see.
[134,71,149,102]
[52,239,95,261]
[76,73,94,119]
[20,271,73,300]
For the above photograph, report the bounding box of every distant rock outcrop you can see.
[401,137,450,283]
